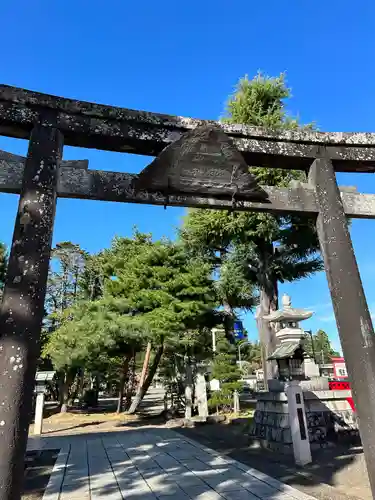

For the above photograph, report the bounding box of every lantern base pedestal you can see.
[250,381,360,463]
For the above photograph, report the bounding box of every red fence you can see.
[328,380,356,411]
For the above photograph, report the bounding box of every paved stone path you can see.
[28,429,317,500]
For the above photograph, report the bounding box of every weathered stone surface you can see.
[0,125,63,500]
[309,158,375,482]
[134,125,267,201]
[2,84,375,172]
[303,390,360,446]
[251,388,360,455]
[2,159,375,218]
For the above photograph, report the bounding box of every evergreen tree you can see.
[239,340,262,374]
[181,73,322,381]
[303,329,340,364]
[46,242,87,315]
[208,329,242,413]
[44,232,217,413]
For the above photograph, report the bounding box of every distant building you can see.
[319,363,334,378]
[331,356,348,379]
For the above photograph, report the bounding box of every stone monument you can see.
[251,296,359,461]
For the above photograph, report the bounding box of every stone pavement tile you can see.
[107,451,129,462]
[170,450,202,460]
[192,452,216,462]
[90,492,123,500]
[243,468,316,500]
[90,477,120,494]
[201,456,230,468]
[241,473,283,498]
[41,446,70,500]
[168,471,207,488]
[111,459,136,469]
[185,488,223,499]
[61,491,90,500]
[135,459,161,471]
[180,459,213,473]
[220,490,258,500]
[153,453,181,467]
[189,444,315,500]
[203,474,246,493]
[122,493,157,500]
[89,464,113,476]
[112,464,141,478]
[145,474,186,497]
[118,480,155,498]
[157,461,187,473]
[180,484,221,497]
[157,492,191,500]
[62,474,89,486]
[194,468,235,481]
[142,468,168,482]
[60,481,90,499]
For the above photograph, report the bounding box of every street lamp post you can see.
[305,329,316,363]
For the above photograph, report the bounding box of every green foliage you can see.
[79,253,105,301]
[238,340,262,374]
[211,353,240,382]
[208,329,241,412]
[46,242,87,315]
[223,72,311,130]
[208,381,242,412]
[43,300,144,371]
[104,235,217,348]
[303,329,340,364]
[181,72,322,328]
[44,232,218,375]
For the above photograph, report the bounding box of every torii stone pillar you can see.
[0,126,63,500]
[309,157,375,492]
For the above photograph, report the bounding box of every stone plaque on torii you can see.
[1,84,375,498]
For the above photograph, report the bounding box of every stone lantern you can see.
[264,294,320,381]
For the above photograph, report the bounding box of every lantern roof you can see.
[267,341,304,360]
[263,294,313,323]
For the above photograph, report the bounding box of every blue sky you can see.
[1,0,375,353]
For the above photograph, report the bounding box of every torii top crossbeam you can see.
[2,84,375,172]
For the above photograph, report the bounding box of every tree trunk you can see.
[78,368,85,400]
[116,354,131,414]
[139,342,152,388]
[127,344,164,414]
[60,368,77,413]
[184,356,193,419]
[255,241,280,386]
[60,381,69,413]
[125,354,137,411]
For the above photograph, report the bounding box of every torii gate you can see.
[1,85,375,499]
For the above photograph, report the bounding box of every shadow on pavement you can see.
[177,423,370,500]
[28,423,372,500]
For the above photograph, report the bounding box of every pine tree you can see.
[303,329,340,364]
[181,73,322,382]
[44,233,217,413]
[208,329,241,413]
